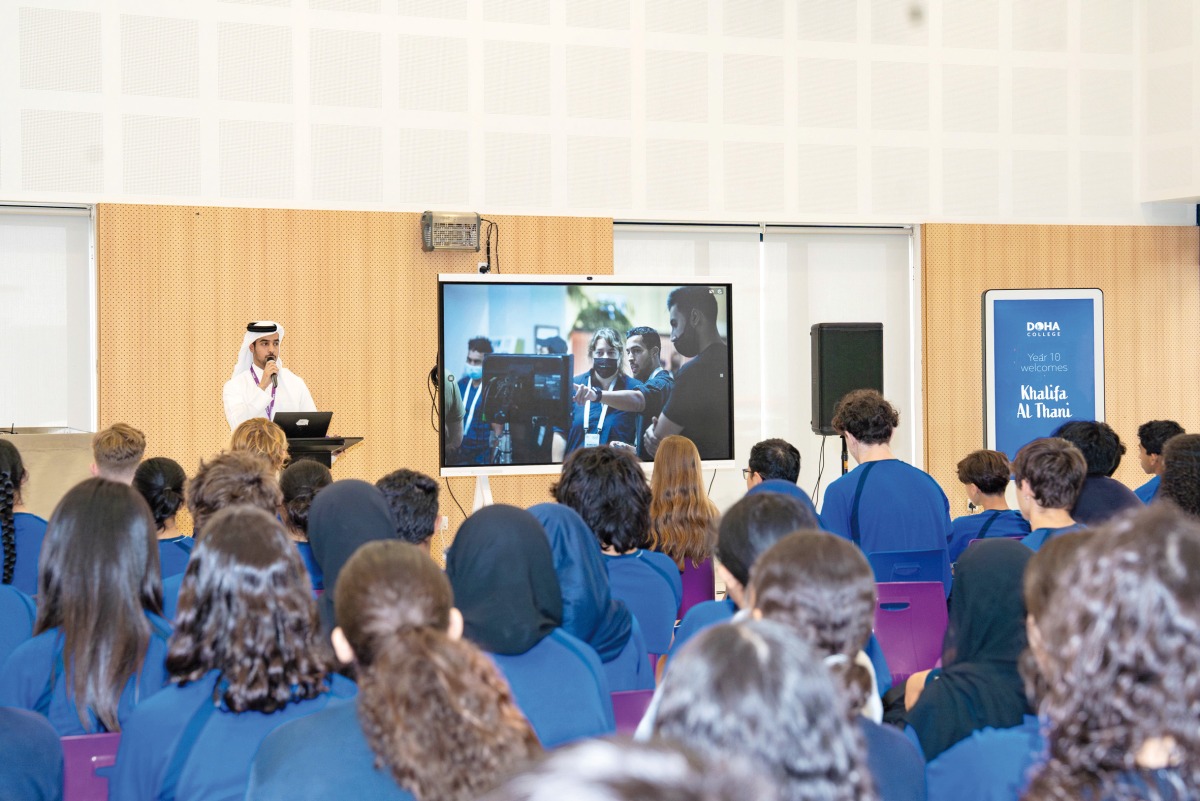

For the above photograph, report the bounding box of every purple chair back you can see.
[611,689,655,735]
[61,732,121,801]
[873,581,948,686]
[678,557,715,619]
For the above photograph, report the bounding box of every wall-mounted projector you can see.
[421,211,481,251]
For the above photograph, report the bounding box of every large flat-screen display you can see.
[439,275,734,476]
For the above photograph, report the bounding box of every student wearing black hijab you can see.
[905,538,1034,761]
[307,479,397,633]
[528,503,652,691]
[445,504,615,747]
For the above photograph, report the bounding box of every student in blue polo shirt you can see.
[947,450,1030,562]
[1012,438,1088,552]
[111,506,354,801]
[134,457,194,580]
[1135,420,1185,503]
[0,439,48,596]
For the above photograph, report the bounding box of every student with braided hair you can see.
[0,439,47,595]
[247,540,542,801]
[134,457,192,580]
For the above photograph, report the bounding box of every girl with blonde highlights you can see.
[649,435,719,570]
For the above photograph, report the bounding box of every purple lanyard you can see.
[249,366,277,418]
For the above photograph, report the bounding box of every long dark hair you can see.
[337,541,541,801]
[279,460,332,536]
[167,505,331,712]
[133,457,187,531]
[0,439,27,584]
[34,478,162,731]
[1025,505,1200,801]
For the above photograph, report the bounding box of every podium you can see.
[287,436,363,467]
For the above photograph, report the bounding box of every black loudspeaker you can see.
[811,323,884,435]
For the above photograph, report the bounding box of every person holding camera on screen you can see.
[552,329,642,462]
[223,321,317,431]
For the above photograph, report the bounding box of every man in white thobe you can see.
[223,321,317,431]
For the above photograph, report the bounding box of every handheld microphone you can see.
[267,356,278,389]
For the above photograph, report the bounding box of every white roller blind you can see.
[0,206,95,430]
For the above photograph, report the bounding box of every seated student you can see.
[445,504,614,748]
[0,707,63,801]
[905,539,1033,762]
[1023,505,1200,801]
[0,583,36,666]
[653,619,877,801]
[926,530,1094,801]
[307,479,397,634]
[110,506,355,801]
[947,450,1030,562]
[0,479,170,735]
[279,459,333,591]
[1134,420,1185,503]
[375,467,440,556]
[749,531,925,801]
[648,436,720,617]
[230,416,289,477]
[164,450,284,617]
[90,422,145,484]
[744,437,802,489]
[0,438,48,595]
[1052,421,1141,525]
[1012,438,1088,551]
[1160,433,1200,520]
[529,502,653,692]
[745,478,820,520]
[247,541,542,801]
[134,457,193,579]
[819,390,951,571]
[552,447,682,648]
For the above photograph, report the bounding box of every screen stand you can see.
[472,475,494,512]
[841,435,850,476]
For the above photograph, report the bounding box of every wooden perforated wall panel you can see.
[96,204,613,555]
[922,224,1200,507]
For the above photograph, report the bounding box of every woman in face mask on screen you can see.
[553,328,644,462]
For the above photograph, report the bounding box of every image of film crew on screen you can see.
[549,327,646,462]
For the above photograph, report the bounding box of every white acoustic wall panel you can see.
[566,47,631,120]
[219,120,294,199]
[123,115,201,196]
[1145,0,1191,53]
[645,139,709,212]
[796,0,856,42]
[796,143,857,214]
[646,50,708,123]
[568,137,632,210]
[723,0,783,39]
[309,0,382,12]
[942,149,1000,217]
[724,141,784,212]
[218,23,293,104]
[1080,70,1133,137]
[397,35,469,113]
[724,54,784,126]
[482,0,550,26]
[221,0,289,6]
[871,146,929,216]
[484,41,551,116]
[942,65,999,133]
[871,0,928,47]
[1081,0,1134,54]
[872,62,929,131]
[942,0,999,50]
[485,132,551,208]
[1012,68,1069,135]
[1080,152,1134,219]
[1012,0,1067,52]
[796,58,857,129]
[394,128,469,205]
[311,29,382,108]
[566,0,630,30]
[397,0,467,18]
[312,124,383,202]
[1145,146,1192,195]
[646,0,707,35]
[1012,150,1070,217]
[121,15,200,99]
[19,8,101,93]
[22,111,103,193]
[1145,64,1193,136]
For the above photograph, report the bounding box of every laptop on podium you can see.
[272,411,332,439]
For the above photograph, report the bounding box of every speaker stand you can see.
[841,435,850,475]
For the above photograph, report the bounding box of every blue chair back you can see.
[608,568,678,655]
[867,548,952,595]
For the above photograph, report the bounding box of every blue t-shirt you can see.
[157,536,194,580]
[605,550,684,654]
[926,716,1042,801]
[1021,523,1086,552]
[162,572,184,619]
[667,597,737,661]
[111,670,356,801]
[820,460,952,558]
[0,584,36,667]
[247,698,413,801]
[0,612,171,735]
[947,510,1031,562]
[0,707,63,801]
[489,628,614,748]
[563,372,643,456]
[295,541,324,593]
[1134,475,1160,503]
[2,512,48,595]
[861,717,926,801]
[601,616,655,692]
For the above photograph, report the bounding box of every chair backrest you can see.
[873,581,948,686]
[867,548,952,595]
[608,565,679,655]
[611,689,655,735]
[61,732,121,801]
[678,557,715,619]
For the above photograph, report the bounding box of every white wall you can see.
[1141,0,1200,203]
[0,0,1191,224]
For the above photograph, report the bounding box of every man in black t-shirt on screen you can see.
[643,286,730,460]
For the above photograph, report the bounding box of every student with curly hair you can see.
[1161,433,1200,520]
[1134,420,1185,503]
[110,506,353,801]
[248,541,542,801]
[654,619,877,801]
[0,438,47,595]
[0,479,170,735]
[134,457,192,579]
[1024,504,1200,801]
[279,459,332,591]
[819,390,951,570]
[947,450,1030,561]
[230,417,290,475]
